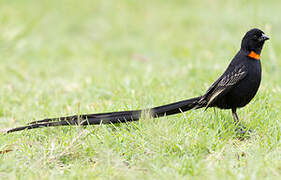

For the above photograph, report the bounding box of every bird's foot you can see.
[235,124,252,139]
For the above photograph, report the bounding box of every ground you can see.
[0,0,280,179]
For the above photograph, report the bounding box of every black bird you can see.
[6,28,269,133]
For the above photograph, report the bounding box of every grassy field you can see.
[0,0,281,179]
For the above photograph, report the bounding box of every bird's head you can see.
[241,28,269,55]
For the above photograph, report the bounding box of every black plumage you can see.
[6,28,269,133]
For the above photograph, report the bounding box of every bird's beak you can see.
[261,33,270,41]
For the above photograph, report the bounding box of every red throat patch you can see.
[248,51,260,60]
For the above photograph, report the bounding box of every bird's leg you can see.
[232,108,239,125]
[232,108,250,135]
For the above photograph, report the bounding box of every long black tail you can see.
[6,96,203,133]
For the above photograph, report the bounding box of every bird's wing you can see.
[202,64,248,108]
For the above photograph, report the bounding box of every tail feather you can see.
[6,96,202,133]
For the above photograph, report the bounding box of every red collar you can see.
[248,51,260,60]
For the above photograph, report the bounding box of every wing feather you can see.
[204,64,248,108]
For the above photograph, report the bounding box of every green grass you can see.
[1,0,281,179]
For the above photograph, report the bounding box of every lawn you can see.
[0,0,280,179]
